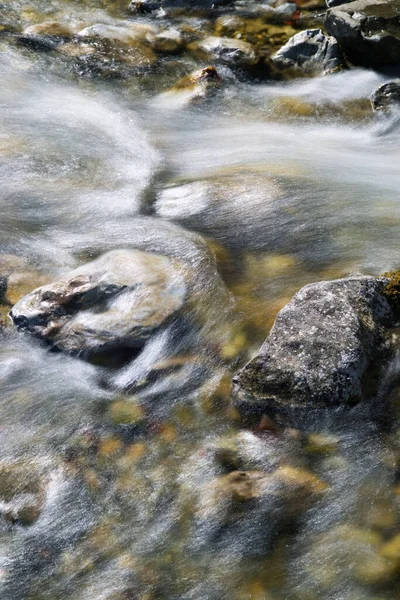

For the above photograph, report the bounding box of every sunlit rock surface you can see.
[10,249,187,359]
[189,35,259,69]
[271,29,344,76]
[233,276,397,421]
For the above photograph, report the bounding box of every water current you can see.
[1,2,400,598]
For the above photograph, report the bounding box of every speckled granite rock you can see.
[233,276,397,421]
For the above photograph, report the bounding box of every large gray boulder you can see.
[325,0,400,68]
[233,277,397,421]
[10,249,187,360]
[271,29,344,76]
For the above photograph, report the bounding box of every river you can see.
[1,2,400,598]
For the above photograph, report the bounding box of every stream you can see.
[1,1,400,599]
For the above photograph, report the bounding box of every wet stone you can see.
[305,433,340,454]
[305,525,398,588]
[233,276,396,423]
[154,66,222,108]
[108,397,145,426]
[76,22,157,46]
[271,28,344,77]
[128,0,233,14]
[371,80,400,112]
[189,35,258,69]
[192,465,327,554]
[16,19,72,53]
[23,22,73,38]
[155,169,335,260]
[214,15,297,57]
[152,28,185,53]
[326,0,352,6]
[325,0,400,68]
[10,249,187,362]
[56,22,158,76]
[0,460,45,526]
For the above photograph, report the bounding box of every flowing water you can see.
[1,2,400,599]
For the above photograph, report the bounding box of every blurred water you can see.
[1,12,400,600]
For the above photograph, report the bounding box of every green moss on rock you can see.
[382,271,400,312]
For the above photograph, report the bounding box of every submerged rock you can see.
[214,15,297,57]
[189,35,258,69]
[58,22,157,76]
[271,29,344,76]
[325,0,400,68]
[156,172,283,247]
[10,249,187,361]
[0,459,45,525]
[23,22,73,38]
[304,525,398,588]
[371,80,400,111]
[16,21,73,52]
[129,0,233,13]
[233,276,397,422]
[0,276,7,305]
[76,22,156,46]
[192,465,327,553]
[155,169,333,260]
[152,27,185,54]
[153,66,222,108]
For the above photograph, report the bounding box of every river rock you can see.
[233,276,396,422]
[304,525,398,588]
[0,459,45,525]
[16,21,73,53]
[76,22,156,46]
[154,66,222,108]
[0,277,7,305]
[189,35,258,69]
[271,29,344,76]
[129,0,233,13]
[0,254,31,306]
[326,0,352,6]
[23,22,73,38]
[61,22,158,73]
[193,466,327,553]
[155,169,330,258]
[325,0,400,68]
[10,249,187,361]
[152,27,185,53]
[371,80,400,111]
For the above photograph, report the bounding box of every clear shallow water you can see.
[1,7,400,599]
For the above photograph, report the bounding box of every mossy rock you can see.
[382,271,400,312]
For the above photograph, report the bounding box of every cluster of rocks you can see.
[1,0,399,126]
[4,0,400,110]
[8,253,400,424]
